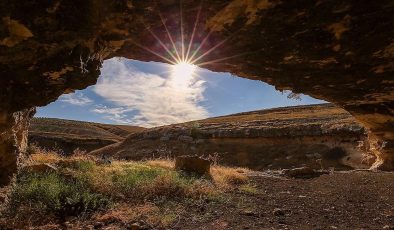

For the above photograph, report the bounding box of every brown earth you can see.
[92,104,371,170]
[29,118,145,154]
[174,171,394,230]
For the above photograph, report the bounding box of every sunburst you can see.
[134,0,257,85]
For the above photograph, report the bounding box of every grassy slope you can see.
[30,118,145,141]
[182,103,354,127]
[29,118,146,153]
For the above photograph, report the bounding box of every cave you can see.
[0,0,393,186]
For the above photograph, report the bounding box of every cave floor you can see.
[174,171,394,230]
[2,171,393,229]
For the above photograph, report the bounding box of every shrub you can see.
[9,172,111,218]
[110,165,206,199]
[111,166,165,193]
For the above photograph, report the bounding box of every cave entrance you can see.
[0,0,392,190]
[32,58,375,172]
[35,58,325,127]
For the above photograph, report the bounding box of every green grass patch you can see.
[9,172,111,217]
[239,184,258,194]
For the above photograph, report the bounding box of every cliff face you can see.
[0,0,393,184]
[92,104,370,170]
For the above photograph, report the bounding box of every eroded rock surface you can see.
[0,0,393,183]
[92,104,371,170]
[0,108,35,186]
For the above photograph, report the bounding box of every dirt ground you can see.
[173,171,394,230]
[2,170,391,230]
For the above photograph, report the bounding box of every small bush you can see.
[110,165,205,199]
[239,184,258,194]
[112,166,165,193]
[9,172,111,218]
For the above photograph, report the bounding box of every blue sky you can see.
[36,58,325,127]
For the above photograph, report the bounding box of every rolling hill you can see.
[91,104,370,170]
[29,118,145,154]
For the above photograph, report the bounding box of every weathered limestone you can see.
[0,108,35,185]
[0,0,393,184]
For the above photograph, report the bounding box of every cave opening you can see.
[1,1,394,227]
[35,58,325,127]
[0,0,392,191]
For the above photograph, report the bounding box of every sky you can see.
[36,58,325,127]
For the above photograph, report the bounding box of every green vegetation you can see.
[3,152,248,228]
[9,172,111,217]
[239,184,259,194]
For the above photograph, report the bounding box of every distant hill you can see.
[91,104,369,170]
[29,118,145,154]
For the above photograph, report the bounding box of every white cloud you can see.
[60,92,92,106]
[92,105,134,124]
[93,58,209,127]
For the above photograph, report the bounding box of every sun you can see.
[171,61,196,88]
[172,61,196,79]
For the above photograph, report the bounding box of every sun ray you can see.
[180,0,185,62]
[185,1,203,64]
[186,30,213,64]
[158,11,182,62]
[196,50,262,67]
[143,22,179,63]
[130,40,177,65]
[190,31,237,64]
[189,25,246,64]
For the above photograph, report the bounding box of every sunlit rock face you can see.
[0,0,393,184]
[91,104,371,170]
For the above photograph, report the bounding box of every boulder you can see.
[175,155,210,176]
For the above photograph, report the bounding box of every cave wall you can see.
[0,108,35,186]
[0,0,393,184]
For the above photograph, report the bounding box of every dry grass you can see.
[183,104,346,125]
[26,152,249,194]
[211,166,249,189]
[30,152,61,164]
[3,148,251,229]
[145,159,175,169]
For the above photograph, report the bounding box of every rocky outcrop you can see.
[0,108,35,186]
[92,104,371,170]
[0,0,393,184]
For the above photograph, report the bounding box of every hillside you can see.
[92,104,370,170]
[29,118,145,154]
